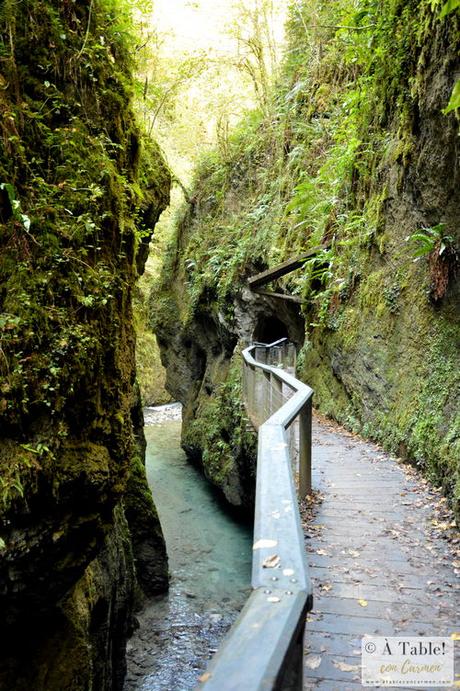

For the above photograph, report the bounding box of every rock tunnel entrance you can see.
[253,315,289,344]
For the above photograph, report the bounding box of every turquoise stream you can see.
[125,405,252,690]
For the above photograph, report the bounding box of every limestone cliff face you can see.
[0,1,169,688]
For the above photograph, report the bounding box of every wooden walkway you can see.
[302,413,459,690]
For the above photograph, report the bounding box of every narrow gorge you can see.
[0,0,459,689]
[153,0,460,522]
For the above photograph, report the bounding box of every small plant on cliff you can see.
[406,224,459,301]
[0,183,31,233]
[406,224,455,261]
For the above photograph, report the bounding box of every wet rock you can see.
[0,1,170,687]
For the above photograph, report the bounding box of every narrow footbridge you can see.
[200,338,314,690]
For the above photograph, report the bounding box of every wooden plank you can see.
[306,612,444,636]
[303,654,362,684]
[252,289,303,304]
[247,245,326,288]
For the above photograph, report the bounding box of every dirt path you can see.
[301,414,459,690]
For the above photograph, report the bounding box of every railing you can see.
[199,338,313,690]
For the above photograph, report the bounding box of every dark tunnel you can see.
[252,315,289,344]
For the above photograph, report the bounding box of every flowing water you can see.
[125,404,253,690]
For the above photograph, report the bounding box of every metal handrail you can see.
[199,339,313,690]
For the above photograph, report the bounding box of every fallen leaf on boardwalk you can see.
[432,520,451,531]
[253,539,278,550]
[333,661,359,672]
[305,655,322,670]
[348,549,360,557]
[451,632,460,640]
[316,549,329,556]
[358,599,368,607]
[263,554,280,569]
[198,672,212,683]
[320,582,332,592]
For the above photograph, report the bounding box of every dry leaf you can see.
[358,599,368,607]
[320,582,332,592]
[348,549,360,557]
[263,554,280,569]
[435,521,451,531]
[253,539,278,550]
[316,549,328,556]
[305,655,322,670]
[198,672,212,683]
[333,661,359,672]
[451,632,460,641]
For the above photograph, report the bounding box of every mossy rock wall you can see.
[1,505,136,691]
[152,274,258,510]
[296,1,460,516]
[0,1,170,687]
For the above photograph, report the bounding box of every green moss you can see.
[181,354,257,506]
[0,1,170,683]
[124,452,168,596]
[133,279,171,406]
[0,0,170,436]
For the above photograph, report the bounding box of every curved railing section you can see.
[199,338,313,690]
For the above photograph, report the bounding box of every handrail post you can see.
[299,397,312,498]
[255,346,267,363]
[278,622,305,690]
[243,360,248,404]
[282,341,289,366]
[249,364,256,422]
[287,342,296,373]
[272,345,282,367]
[270,371,282,417]
[263,370,271,420]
